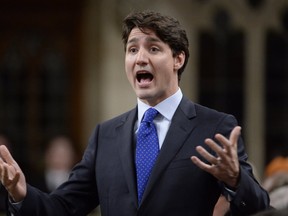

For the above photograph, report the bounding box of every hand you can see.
[191,126,241,188]
[0,145,27,202]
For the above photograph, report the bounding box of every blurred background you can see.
[0,0,288,211]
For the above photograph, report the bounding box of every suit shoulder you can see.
[193,103,237,124]
[194,103,226,116]
[99,108,136,128]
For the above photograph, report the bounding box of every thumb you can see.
[229,126,241,146]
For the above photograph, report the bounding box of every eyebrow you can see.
[127,36,162,44]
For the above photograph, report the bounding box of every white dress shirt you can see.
[136,88,183,149]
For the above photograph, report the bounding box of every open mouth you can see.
[136,72,154,83]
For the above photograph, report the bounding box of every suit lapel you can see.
[116,108,138,208]
[115,98,198,208]
[141,97,197,205]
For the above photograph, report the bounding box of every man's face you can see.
[125,27,185,106]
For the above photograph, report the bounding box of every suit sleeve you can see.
[8,127,100,216]
[217,115,270,215]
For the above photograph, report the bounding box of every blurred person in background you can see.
[252,207,288,216]
[42,135,77,192]
[262,156,288,210]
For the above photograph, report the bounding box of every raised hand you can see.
[191,126,241,188]
[0,145,27,202]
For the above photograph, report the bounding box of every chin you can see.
[137,90,153,98]
[137,95,151,101]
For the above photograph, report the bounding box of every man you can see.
[0,10,269,216]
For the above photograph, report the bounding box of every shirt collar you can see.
[137,88,183,123]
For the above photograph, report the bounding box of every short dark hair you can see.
[122,10,190,80]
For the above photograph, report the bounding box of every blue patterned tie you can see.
[136,108,159,204]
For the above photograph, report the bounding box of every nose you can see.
[136,48,148,66]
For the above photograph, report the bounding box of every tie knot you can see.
[142,108,158,123]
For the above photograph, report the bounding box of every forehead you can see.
[127,27,161,43]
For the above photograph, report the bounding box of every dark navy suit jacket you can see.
[9,96,269,216]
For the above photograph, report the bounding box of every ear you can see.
[174,52,185,71]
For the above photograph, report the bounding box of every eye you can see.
[150,46,160,53]
[128,47,138,54]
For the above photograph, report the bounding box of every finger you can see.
[215,127,241,148]
[216,127,241,156]
[2,164,10,186]
[3,164,12,182]
[0,158,6,180]
[229,126,241,146]
[9,171,20,189]
[212,134,232,158]
[195,146,218,165]
[205,138,226,158]
[2,164,18,188]
[0,157,5,166]
[0,145,15,165]
[191,156,213,173]
[0,163,3,182]
[214,127,241,154]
